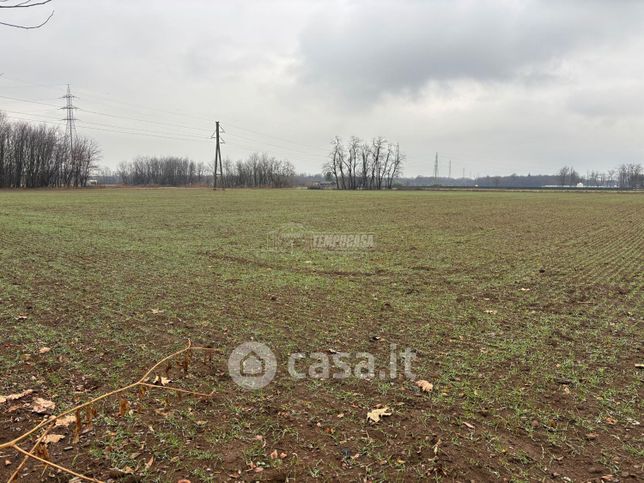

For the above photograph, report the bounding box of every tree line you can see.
[0,112,100,188]
[115,153,295,188]
[117,156,209,186]
[221,153,295,188]
[324,136,404,189]
[558,164,643,188]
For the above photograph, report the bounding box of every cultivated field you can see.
[0,189,642,482]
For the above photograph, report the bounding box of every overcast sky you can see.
[1,0,643,176]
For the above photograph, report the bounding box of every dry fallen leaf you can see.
[0,389,34,404]
[32,397,56,414]
[145,456,154,470]
[72,410,82,444]
[415,380,434,393]
[55,415,77,428]
[367,406,393,423]
[152,375,171,386]
[39,347,51,354]
[118,399,130,417]
[42,434,65,445]
[269,449,278,460]
[433,438,442,455]
[463,421,476,430]
[151,309,165,315]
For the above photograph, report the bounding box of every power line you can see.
[69,87,329,151]
[77,107,328,158]
[0,74,67,90]
[224,122,328,152]
[1,83,343,162]
[0,94,60,108]
[2,91,328,152]
[1,91,330,162]
[78,124,212,143]
[225,132,328,159]
[2,112,213,143]
[3,104,328,159]
[70,88,328,152]
[77,107,213,136]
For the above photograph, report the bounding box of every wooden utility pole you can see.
[212,121,224,189]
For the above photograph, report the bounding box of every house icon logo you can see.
[269,222,311,251]
[228,342,277,390]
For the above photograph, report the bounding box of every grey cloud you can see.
[567,86,644,120]
[296,0,644,103]
[1,0,642,176]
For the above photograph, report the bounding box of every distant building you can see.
[308,181,336,189]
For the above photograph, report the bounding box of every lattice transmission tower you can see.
[60,84,78,183]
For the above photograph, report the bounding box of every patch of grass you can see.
[0,188,642,481]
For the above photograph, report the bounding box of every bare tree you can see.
[386,143,404,188]
[617,163,643,189]
[370,137,386,189]
[360,141,371,188]
[0,0,54,29]
[324,137,344,189]
[346,136,361,189]
[323,136,404,190]
[0,111,99,188]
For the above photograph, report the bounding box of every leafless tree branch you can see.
[0,0,53,29]
[0,0,52,9]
